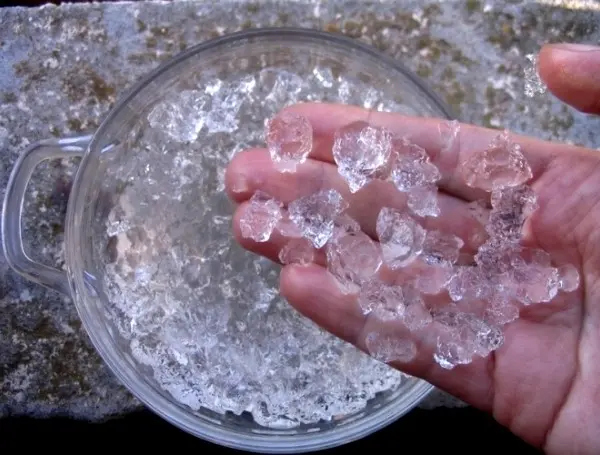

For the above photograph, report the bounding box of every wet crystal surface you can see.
[333,121,393,193]
[376,208,425,269]
[279,238,314,265]
[265,111,313,172]
[239,191,283,242]
[326,230,383,295]
[288,189,348,249]
[462,130,533,191]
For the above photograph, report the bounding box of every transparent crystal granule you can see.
[326,230,382,295]
[485,298,520,326]
[239,191,283,242]
[487,184,538,243]
[288,189,349,248]
[148,90,209,143]
[407,184,440,218]
[439,120,460,154]
[279,238,315,265]
[204,79,246,134]
[332,121,393,193]
[365,332,417,364]
[412,261,456,295]
[312,67,335,88]
[390,138,441,192]
[433,312,504,369]
[421,230,464,266]
[447,266,486,302]
[524,53,546,98]
[462,130,533,191]
[402,291,433,331]
[558,264,580,292]
[509,247,560,305]
[332,213,361,239]
[357,278,404,320]
[376,207,426,269]
[265,112,313,172]
[433,335,474,370]
[276,210,304,238]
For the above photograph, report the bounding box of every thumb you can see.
[538,43,600,115]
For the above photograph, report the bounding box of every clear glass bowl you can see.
[3,28,453,453]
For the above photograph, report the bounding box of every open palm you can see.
[225,44,600,453]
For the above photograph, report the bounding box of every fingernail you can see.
[551,43,600,53]
[231,174,250,194]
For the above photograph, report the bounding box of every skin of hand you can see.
[225,43,600,454]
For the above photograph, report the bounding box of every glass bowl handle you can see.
[2,135,93,296]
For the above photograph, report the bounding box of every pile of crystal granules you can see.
[241,111,580,371]
[103,70,412,430]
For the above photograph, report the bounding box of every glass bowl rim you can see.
[65,27,451,453]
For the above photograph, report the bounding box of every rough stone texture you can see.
[1,0,599,420]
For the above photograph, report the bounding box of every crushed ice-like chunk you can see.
[487,184,538,243]
[106,217,131,237]
[421,230,464,265]
[439,120,460,154]
[204,79,223,95]
[264,70,306,107]
[434,337,472,370]
[238,75,257,94]
[265,112,313,173]
[358,278,404,320]
[332,213,361,240]
[276,210,304,238]
[332,121,393,193]
[205,85,245,134]
[447,266,486,302]
[365,332,417,364]
[484,298,520,326]
[474,240,516,276]
[279,238,315,265]
[312,67,335,88]
[326,230,382,295]
[433,311,504,369]
[462,130,533,191]
[148,90,209,143]
[376,207,426,269]
[524,53,546,98]
[413,261,456,295]
[288,189,349,248]
[401,285,432,331]
[509,247,560,305]
[239,191,283,242]
[407,184,440,218]
[390,138,441,192]
[558,264,580,292]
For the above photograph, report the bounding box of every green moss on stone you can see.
[416,63,431,78]
[466,0,481,14]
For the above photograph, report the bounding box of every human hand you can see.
[225,43,600,454]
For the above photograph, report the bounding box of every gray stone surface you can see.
[1,0,600,421]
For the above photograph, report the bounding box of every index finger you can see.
[283,102,587,202]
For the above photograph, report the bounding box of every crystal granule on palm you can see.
[265,111,313,172]
[256,113,580,372]
[239,191,283,242]
[332,121,393,193]
[288,189,348,248]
